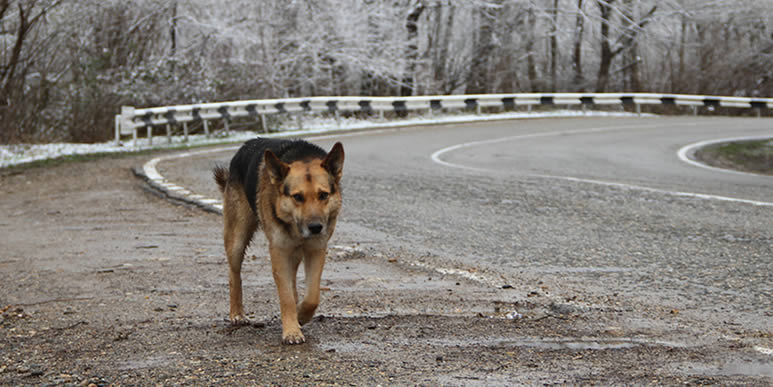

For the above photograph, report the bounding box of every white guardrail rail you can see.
[115,93,773,146]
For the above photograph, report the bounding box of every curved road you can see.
[157,116,772,331]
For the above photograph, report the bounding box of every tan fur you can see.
[218,143,344,345]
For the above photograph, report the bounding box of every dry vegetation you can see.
[1,0,772,143]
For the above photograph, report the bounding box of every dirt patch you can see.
[1,155,771,385]
[695,139,773,175]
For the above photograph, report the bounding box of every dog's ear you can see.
[322,142,344,182]
[264,149,289,184]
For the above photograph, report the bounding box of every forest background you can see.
[1,0,772,143]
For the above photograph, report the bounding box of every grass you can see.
[0,139,243,174]
[696,139,773,175]
[0,150,152,175]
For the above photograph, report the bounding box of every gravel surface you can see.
[2,118,773,385]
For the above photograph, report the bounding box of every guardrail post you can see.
[259,113,268,133]
[114,115,121,145]
[528,104,532,113]
[224,119,230,135]
[335,110,341,128]
[379,109,385,121]
[166,124,172,144]
[636,104,641,116]
[692,106,698,116]
[296,113,304,130]
[183,122,189,142]
[147,126,153,146]
[120,106,136,148]
[203,120,210,138]
[756,108,762,118]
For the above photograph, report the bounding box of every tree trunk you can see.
[572,0,585,90]
[525,4,538,91]
[498,1,517,92]
[401,3,425,96]
[627,42,642,91]
[430,2,443,94]
[595,0,614,92]
[170,1,177,56]
[550,0,559,92]
[697,23,709,94]
[468,3,497,94]
[677,13,687,92]
[437,2,454,93]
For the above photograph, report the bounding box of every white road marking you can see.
[430,123,663,171]
[431,124,773,207]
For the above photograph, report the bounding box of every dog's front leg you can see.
[298,246,326,325]
[270,245,305,344]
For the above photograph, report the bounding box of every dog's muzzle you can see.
[301,222,325,238]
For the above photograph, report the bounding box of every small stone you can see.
[505,311,523,320]
[550,303,576,315]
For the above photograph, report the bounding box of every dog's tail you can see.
[213,165,229,193]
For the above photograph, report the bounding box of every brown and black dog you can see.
[214,138,344,344]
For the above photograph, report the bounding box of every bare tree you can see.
[572,0,586,90]
[2,0,773,143]
[594,0,657,92]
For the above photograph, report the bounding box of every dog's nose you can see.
[308,222,323,235]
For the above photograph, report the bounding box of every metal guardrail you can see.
[115,93,773,146]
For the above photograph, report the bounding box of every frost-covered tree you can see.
[1,0,772,143]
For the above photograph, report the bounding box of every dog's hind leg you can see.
[223,185,257,325]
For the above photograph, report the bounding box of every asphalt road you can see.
[158,116,773,331]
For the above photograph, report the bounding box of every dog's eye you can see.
[318,191,329,201]
[292,193,304,202]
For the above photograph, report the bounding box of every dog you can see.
[213,138,344,344]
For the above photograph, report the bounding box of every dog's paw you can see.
[229,314,249,326]
[297,308,315,326]
[282,330,306,345]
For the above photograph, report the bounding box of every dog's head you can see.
[264,142,344,239]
